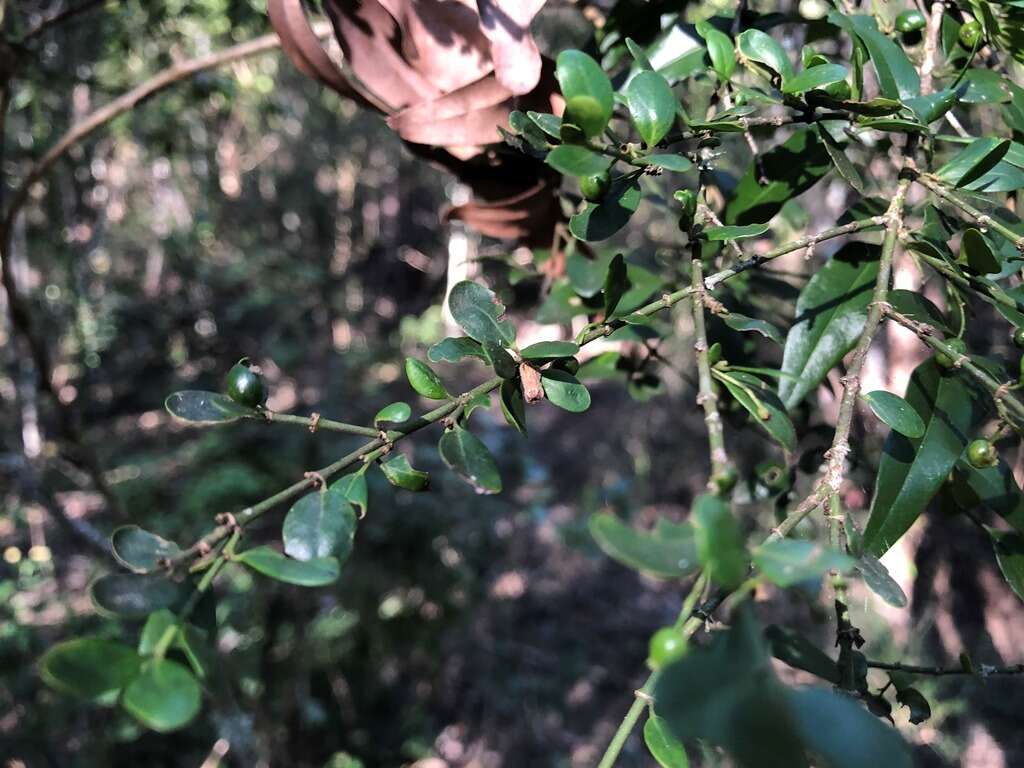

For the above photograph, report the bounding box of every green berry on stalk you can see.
[648,627,687,669]
[966,438,998,469]
[711,466,738,496]
[225,357,266,408]
[757,461,789,493]
[936,338,967,369]
[1012,328,1024,348]
[579,171,611,203]
[959,20,983,49]
[895,9,926,33]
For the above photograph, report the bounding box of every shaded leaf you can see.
[541,369,591,412]
[639,153,693,172]
[719,370,797,451]
[545,144,612,177]
[644,714,690,768]
[625,69,677,146]
[896,687,931,724]
[90,574,185,619]
[500,379,527,434]
[779,242,880,410]
[111,526,181,574]
[888,290,952,334]
[604,253,629,317]
[856,553,908,607]
[722,313,783,345]
[405,358,448,400]
[121,659,201,733]
[935,138,1011,188]
[703,223,770,241]
[990,528,1024,601]
[165,391,256,425]
[282,488,357,561]
[765,625,840,683]
[520,340,580,360]
[861,391,926,438]
[380,454,430,491]
[754,539,855,587]
[427,337,487,364]
[692,494,747,588]
[833,13,920,100]
[482,339,518,379]
[331,472,368,519]
[864,360,991,556]
[588,513,698,579]
[570,179,642,241]
[39,638,141,699]
[818,123,865,193]
[237,546,340,586]
[438,426,502,494]
[447,281,516,347]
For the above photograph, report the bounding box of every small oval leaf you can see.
[165,391,256,424]
[121,659,201,732]
[405,358,448,400]
[541,369,591,412]
[39,638,141,699]
[237,546,340,586]
[861,391,926,438]
[438,426,502,494]
[111,526,181,574]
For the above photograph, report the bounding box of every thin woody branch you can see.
[915,173,1024,253]
[867,659,1024,677]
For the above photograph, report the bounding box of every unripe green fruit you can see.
[959,20,983,49]
[895,10,927,33]
[1012,328,1024,348]
[936,338,967,369]
[757,461,789,493]
[711,466,738,496]
[648,627,687,669]
[225,357,266,408]
[579,171,612,203]
[966,438,998,469]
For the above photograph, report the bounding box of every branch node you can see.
[304,471,326,489]
[309,412,321,433]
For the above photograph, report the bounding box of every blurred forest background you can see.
[3,1,1024,767]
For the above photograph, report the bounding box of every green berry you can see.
[936,338,967,369]
[966,438,998,469]
[648,627,688,669]
[579,171,612,202]
[1012,328,1024,348]
[225,357,266,408]
[959,20,983,49]
[756,461,789,493]
[895,9,927,33]
[711,466,739,496]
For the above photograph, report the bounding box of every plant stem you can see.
[866,660,1024,676]
[262,410,380,438]
[883,305,1024,426]
[169,378,502,564]
[915,174,1024,252]
[690,245,729,482]
[596,572,708,768]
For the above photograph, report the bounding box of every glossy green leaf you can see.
[903,87,959,124]
[165,391,256,424]
[990,528,1024,601]
[857,553,908,607]
[703,222,770,241]
[138,609,176,656]
[427,336,487,364]
[569,179,642,241]
[722,313,783,345]
[526,111,561,139]
[863,360,991,556]
[736,29,793,82]
[282,487,356,562]
[380,454,430,492]
[624,37,654,70]
[765,625,839,683]
[857,117,926,134]
[588,513,698,579]
[695,20,735,81]
[40,638,141,699]
[482,339,518,379]
[724,128,832,225]
[121,659,201,733]
[818,123,865,193]
[719,370,797,451]
[438,426,502,494]
[237,546,340,586]
[644,714,689,768]
[834,13,920,100]
[962,160,1024,193]
[753,539,855,587]
[638,153,693,172]
[556,50,614,139]
[778,242,880,410]
[520,340,580,361]
[960,69,1011,104]
[540,369,591,412]
[544,144,612,177]
[499,379,527,435]
[896,687,931,724]
[447,281,516,347]
[90,574,185,619]
[374,401,411,426]
[331,472,368,519]
[861,391,926,438]
[111,526,181,574]
[405,358,448,400]
[692,494,746,588]
[888,289,953,334]
[952,458,1024,534]
[935,137,1011,188]
[783,63,848,94]
[625,70,676,146]
[960,228,1001,274]
[604,253,629,317]
[786,686,912,768]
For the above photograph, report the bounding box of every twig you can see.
[690,238,729,482]
[262,410,380,438]
[915,174,1024,252]
[919,1,946,96]
[867,660,1024,677]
